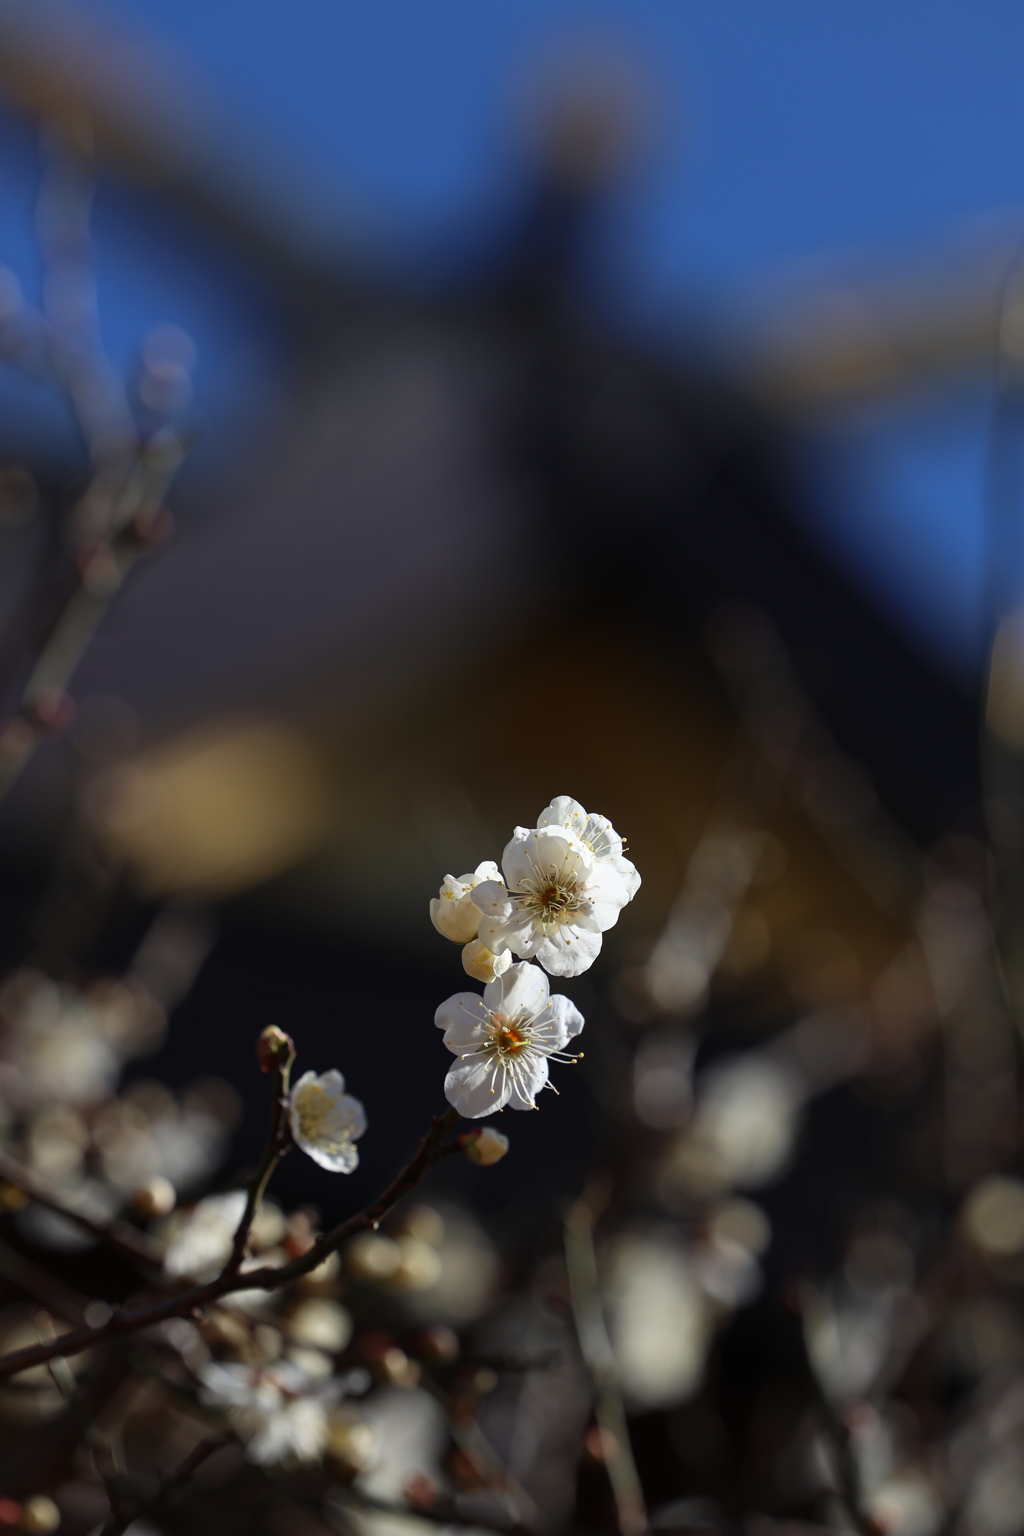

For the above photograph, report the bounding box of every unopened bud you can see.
[25,688,74,736]
[458,1126,509,1167]
[256,1025,295,1073]
[130,1175,176,1219]
[20,1495,60,1533]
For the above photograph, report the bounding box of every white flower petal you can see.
[537,795,588,832]
[483,960,550,1016]
[445,1057,510,1117]
[461,940,512,984]
[289,1071,367,1175]
[501,826,591,890]
[468,880,513,919]
[435,992,491,1050]
[536,796,640,904]
[506,1053,550,1110]
[533,927,603,978]
[429,873,484,943]
[542,993,586,1043]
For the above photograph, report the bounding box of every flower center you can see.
[486,1013,530,1057]
[520,874,584,932]
[293,1085,332,1142]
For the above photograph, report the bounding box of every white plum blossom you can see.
[198,1360,334,1465]
[461,938,512,984]
[429,861,503,944]
[473,825,631,978]
[435,961,584,1117]
[163,1189,246,1280]
[289,1069,367,1173]
[537,795,641,901]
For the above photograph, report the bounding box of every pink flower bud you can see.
[256,1025,295,1073]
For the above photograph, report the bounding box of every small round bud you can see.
[458,1126,510,1167]
[327,1409,376,1475]
[130,1175,176,1219]
[0,719,34,759]
[345,1232,401,1282]
[410,1325,459,1364]
[19,1496,60,1532]
[256,1025,295,1074]
[380,1346,420,1388]
[127,504,174,551]
[404,1473,437,1511]
[24,689,74,736]
[387,1235,442,1293]
[78,546,120,596]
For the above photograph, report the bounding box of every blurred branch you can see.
[0,1105,461,1381]
[0,1144,163,1268]
[39,1309,133,1525]
[0,1234,91,1324]
[331,1486,534,1534]
[564,1197,647,1536]
[36,121,135,466]
[0,427,184,804]
[98,1430,234,1536]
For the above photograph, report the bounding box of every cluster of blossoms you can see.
[430,796,640,1118]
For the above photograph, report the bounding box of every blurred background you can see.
[4,2,1024,1531]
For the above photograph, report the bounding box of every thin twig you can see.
[0,1106,461,1381]
[563,1198,647,1536]
[223,1047,295,1277]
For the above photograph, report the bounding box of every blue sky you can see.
[9,0,1024,674]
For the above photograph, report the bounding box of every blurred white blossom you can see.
[289,1069,367,1173]
[691,1056,802,1189]
[199,1360,336,1465]
[604,1230,711,1410]
[435,961,583,1116]
[163,1190,246,1280]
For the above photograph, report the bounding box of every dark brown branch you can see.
[0,1106,461,1382]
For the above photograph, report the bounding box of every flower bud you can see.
[256,1025,295,1074]
[130,1175,176,1219]
[19,1497,60,1534]
[327,1409,377,1475]
[458,1126,510,1167]
[461,939,511,984]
